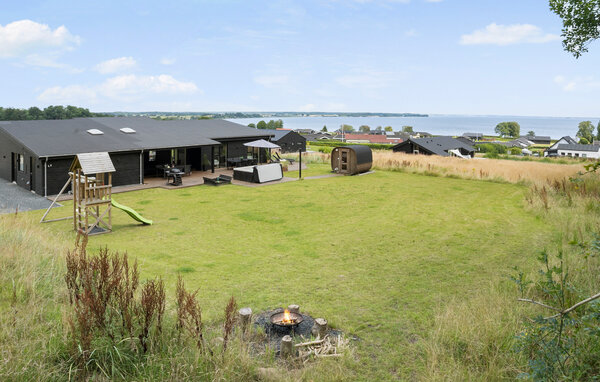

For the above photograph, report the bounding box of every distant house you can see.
[556,144,600,159]
[544,136,577,157]
[463,132,483,141]
[303,133,331,142]
[455,136,475,147]
[342,134,402,144]
[264,129,306,153]
[413,131,432,138]
[392,137,475,158]
[521,135,551,145]
[507,137,534,148]
[295,128,315,135]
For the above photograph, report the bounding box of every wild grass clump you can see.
[371,151,584,185]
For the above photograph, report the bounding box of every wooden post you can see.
[287,304,300,314]
[299,149,302,178]
[239,307,252,331]
[280,335,293,358]
[311,318,328,338]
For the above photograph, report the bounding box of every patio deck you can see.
[48,164,306,202]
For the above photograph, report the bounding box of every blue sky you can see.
[1,0,599,117]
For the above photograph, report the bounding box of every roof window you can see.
[120,127,136,134]
[87,129,104,135]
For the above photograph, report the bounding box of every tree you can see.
[402,126,414,133]
[28,106,43,120]
[596,121,600,141]
[359,125,370,133]
[248,123,256,128]
[495,121,520,137]
[376,126,382,131]
[577,120,594,142]
[527,130,536,137]
[256,120,267,129]
[321,125,328,132]
[341,124,354,132]
[384,126,393,132]
[550,0,600,58]
[580,137,590,144]
[274,119,284,129]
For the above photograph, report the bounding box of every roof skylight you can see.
[120,127,136,134]
[87,129,104,135]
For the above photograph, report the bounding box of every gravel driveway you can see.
[0,181,55,214]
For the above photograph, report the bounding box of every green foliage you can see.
[256,120,267,129]
[247,123,256,128]
[597,121,600,141]
[494,121,521,137]
[577,120,595,142]
[512,249,600,380]
[510,147,522,155]
[402,125,414,133]
[476,143,508,155]
[528,130,536,137]
[359,125,371,133]
[385,126,393,132]
[550,0,600,58]
[580,137,590,145]
[341,124,355,132]
[321,125,327,132]
[0,105,99,121]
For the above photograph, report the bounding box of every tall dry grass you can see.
[372,151,585,185]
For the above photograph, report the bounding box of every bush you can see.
[510,147,521,155]
[476,143,508,155]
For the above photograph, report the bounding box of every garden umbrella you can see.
[243,139,281,163]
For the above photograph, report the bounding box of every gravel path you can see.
[0,181,55,214]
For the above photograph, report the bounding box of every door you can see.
[11,153,16,182]
[340,149,349,174]
[29,156,34,190]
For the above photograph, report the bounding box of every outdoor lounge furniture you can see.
[203,174,232,186]
[233,163,283,183]
[166,169,183,186]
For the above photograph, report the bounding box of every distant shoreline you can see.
[108,111,429,118]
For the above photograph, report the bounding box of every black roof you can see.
[337,145,372,164]
[262,129,292,141]
[393,136,475,156]
[557,144,600,152]
[522,135,551,141]
[0,117,270,157]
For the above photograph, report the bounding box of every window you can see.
[149,150,156,161]
[87,129,104,135]
[120,127,136,134]
[18,154,24,172]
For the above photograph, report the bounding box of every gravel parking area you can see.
[0,181,55,214]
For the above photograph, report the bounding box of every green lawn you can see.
[34,169,555,380]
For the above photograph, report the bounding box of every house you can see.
[507,137,534,148]
[556,144,600,159]
[463,132,483,141]
[544,136,577,157]
[263,129,306,153]
[295,128,315,135]
[521,135,551,145]
[392,136,475,158]
[341,134,402,144]
[303,133,331,142]
[0,117,272,196]
[455,136,476,147]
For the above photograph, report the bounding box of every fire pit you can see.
[270,309,303,334]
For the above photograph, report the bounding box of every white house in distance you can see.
[556,144,600,159]
[544,136,577,157]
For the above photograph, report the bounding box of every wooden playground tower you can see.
[41,152,116,236]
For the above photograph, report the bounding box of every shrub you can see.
[476,143,507,155]
[510,147,521,155]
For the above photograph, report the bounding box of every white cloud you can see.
[100,74,198,99]
[38,85,97,104]
[254,75,289,88]
[460,23,560,46]
[94,56,137,74]
[160,57,176,65]
[0,19,80,58]
[37,74,199,104]
[553,75,600,92]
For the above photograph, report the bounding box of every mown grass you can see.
[23,169,557,380]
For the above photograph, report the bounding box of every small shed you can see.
[331,145,372,175]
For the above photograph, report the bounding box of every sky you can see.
[1,0,599,117]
